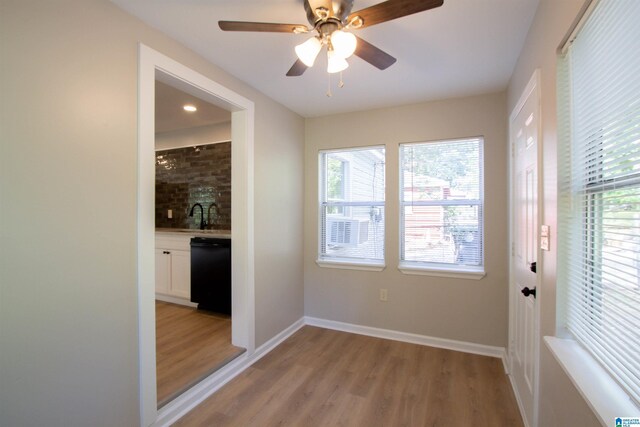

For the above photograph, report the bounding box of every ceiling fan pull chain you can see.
[339,71,345,88]
[326,73,332,97]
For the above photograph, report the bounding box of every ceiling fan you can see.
[218,0,444,77]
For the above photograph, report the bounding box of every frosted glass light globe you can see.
[295,37,322,67]
[327,49,349,73]
[331,30,357,59]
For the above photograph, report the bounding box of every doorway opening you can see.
[153,79,245,407]
[137,44,255,426]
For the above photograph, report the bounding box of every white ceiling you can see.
[113,0,539,118]
[155,80,230,133]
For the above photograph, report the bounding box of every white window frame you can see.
[550,0,640,423]
[317,146,385,271]
[398,137,485,279]
[325,154,350,217]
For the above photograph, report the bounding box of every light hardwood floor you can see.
[156,301,245,407]
[175,326,524,426]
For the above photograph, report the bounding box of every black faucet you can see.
[207,203,218,229]
[189,203,206,230]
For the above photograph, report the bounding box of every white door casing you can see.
[137,44,255,426]
[509,70,541,427]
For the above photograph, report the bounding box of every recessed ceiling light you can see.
[183,104,197,112]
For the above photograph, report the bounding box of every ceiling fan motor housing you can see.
[304,0,355,26]
[318,21,340,40]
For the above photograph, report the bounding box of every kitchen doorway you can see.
[153,80,245,407]
[137,44,255,426]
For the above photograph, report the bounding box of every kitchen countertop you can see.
[155,228,232,239]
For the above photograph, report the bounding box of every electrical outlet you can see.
[379,288,388,302]
[167,209,173,219]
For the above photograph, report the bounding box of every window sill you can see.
[544,336,639,425]
[316,259,386,272]
[397,262,485,280]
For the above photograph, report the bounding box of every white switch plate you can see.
[167,209,173,219]
[380,289,388,302]
[541,237,549,251]
[541,225,550,251]
[541,225,549,237]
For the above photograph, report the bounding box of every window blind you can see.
[558,0,640,405]
[399,138,484,270]
[319,146,385,264]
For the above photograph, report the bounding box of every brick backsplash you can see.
[155,142,231,230]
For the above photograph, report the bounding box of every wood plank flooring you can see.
[156,301,245,407]
[174,326,524,426]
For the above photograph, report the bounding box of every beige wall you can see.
[304,93,509,347]
[0,0,304,425]
[507,0,600,425]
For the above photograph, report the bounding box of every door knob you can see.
[521,287,536,298]
[530,261,537,273]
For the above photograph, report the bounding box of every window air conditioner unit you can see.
[327,218,369,247]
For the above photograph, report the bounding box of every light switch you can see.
[541,225,550,251]
[541,225,549,237]
[167,209,173,219]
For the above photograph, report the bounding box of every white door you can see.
[509,71,540,427]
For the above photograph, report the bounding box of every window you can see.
[399,138,484,275]
[318,146,385,267]
[558,0,640,406]
[326,157,347,215]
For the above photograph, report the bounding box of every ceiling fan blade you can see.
[218,21,308,33]
[348,0,443,29]
[286,59,309,77]
[353,36,396,70]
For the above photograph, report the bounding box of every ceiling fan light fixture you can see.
[292,25,310,34]
[314,7,329,20]
[330,30,357,59]
[347,15,364,29]
[327,49,349,74]
[295,36,322,67]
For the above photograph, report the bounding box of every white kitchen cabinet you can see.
[168,250,190,299]
[155,249,171,295]
[155,234,191,303]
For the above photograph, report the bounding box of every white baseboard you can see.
[500,350,528,427]
[501,348,510,374]
[153,317,305,427]
[154,316,508,426]
[155,294,197,307]
[506,369,530,427]
[304,316,506,359]
[250,317,306,362]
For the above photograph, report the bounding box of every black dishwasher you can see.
[190,237,231,315]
